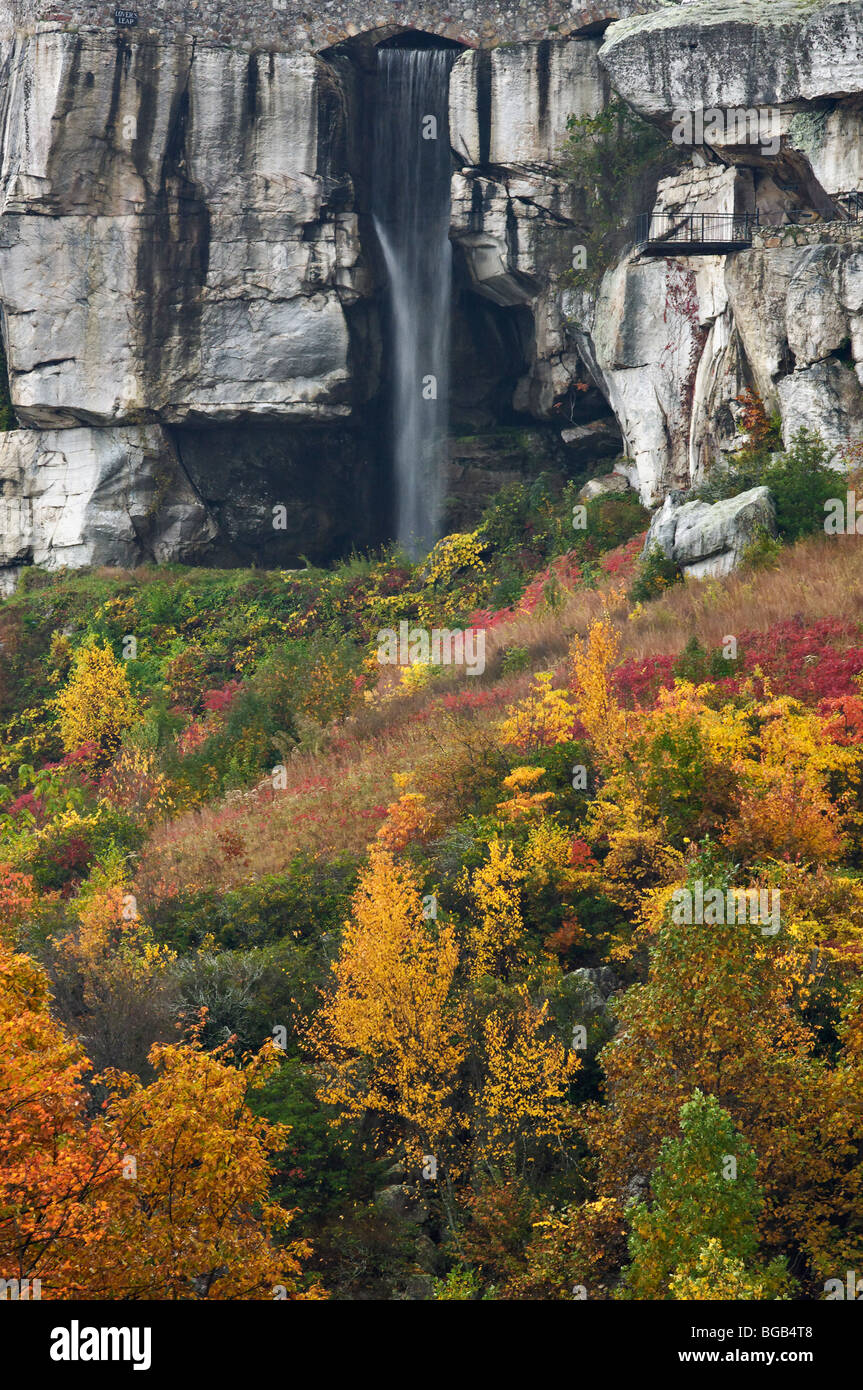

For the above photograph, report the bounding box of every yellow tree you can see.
[312,848,465,1167]
[55,638,137,764]
[569,619,628,771]
[500,673,576,754]
[0,936,317,1299]
[464,836,527,980]
[476,988,579,1173]
[94,1036,320,1300]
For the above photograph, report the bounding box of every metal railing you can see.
[833,190,863,221]
[635,211,759,247]
[636,194,863,251]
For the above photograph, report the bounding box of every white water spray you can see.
[372,47,455,557]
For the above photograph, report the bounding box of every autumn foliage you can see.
[0,937,319,1298]
[4,480,863,1301]
[55,639,137,766]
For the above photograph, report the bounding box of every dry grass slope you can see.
[136,533,863,904]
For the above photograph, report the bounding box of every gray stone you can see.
[0,426,216,572]
[450,38,607,168]
[577,472,631,500]
[644,485,778,579]
[0,33,362,429]
[564,965,619,1014]
[374,1184,429,1225]
[600,0,863,121]
[3,7,863,571]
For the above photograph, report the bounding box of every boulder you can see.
[564,965,619,1015]
[643,485,777,579]
[577,472,630,501]
[562,419,623,464]
[374,1184,430,1226]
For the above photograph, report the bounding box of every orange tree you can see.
[0,935,320,1299]
[94,1035,321,1300]
[0,938,120,1295]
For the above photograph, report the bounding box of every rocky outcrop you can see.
[4,2,863,573]
[0,28,383,571]
[643,484,777,579]
[553,76,863,509]
[565,964,619,1015]
[0,425,216,591]
[563,0,863,507]
[571,209,863,505]
[574,251,726,505]
[600,0,863,123]
[727,233,863,451]
[577,471,630,500]
[0,32,366,428]
[448,37,614,423]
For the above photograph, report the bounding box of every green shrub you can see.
[562,98,678,287]
[249,1054,380,1232]
[500,645,531,675]
[433,1267,484,1300]
[673,635,742,685]
[629,544,682,603]
[149,852,359,953]
[693,428,839,543]
[572,490,648,562]
[739,526,783,573]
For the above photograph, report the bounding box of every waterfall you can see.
[372,46,456,558]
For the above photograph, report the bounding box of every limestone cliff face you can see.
[0,27,383,578]
[0,33,363,428]
[564,0,863,504]
[3,1,863,575]
[448,39,608,418]
[0,25,618,577]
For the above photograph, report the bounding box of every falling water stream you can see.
[372,46,456,557]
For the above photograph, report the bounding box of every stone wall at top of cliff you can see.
[1,0,662,51]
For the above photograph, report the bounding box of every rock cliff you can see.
[558,0,863,503]
[1,0,863,576]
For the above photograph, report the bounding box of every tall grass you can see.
[135,532,863,905]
